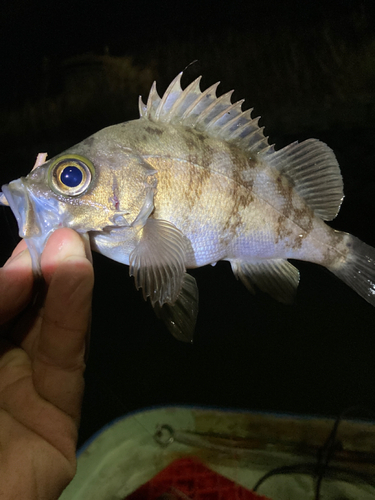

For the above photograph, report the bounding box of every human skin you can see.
[0,228,94,499]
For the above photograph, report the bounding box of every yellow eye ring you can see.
[48,155,94,196]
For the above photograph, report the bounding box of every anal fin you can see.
[231,259,300,304]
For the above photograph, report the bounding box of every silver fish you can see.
[1,71,375,341]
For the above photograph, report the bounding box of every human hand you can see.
[0,228,94,499]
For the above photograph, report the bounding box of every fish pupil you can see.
[61,166,83,187]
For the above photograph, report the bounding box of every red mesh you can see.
[125,457,272,500]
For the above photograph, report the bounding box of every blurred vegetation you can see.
[1,7,374,161]
[2,56,155,146]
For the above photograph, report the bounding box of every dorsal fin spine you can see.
[138,95,147,117]
[168,76,201,118]
[155,73,183,120]
[195,90,234,126]
[218,101,245,129]
[242,124,265,143]
[247,131,269,152]
[146,82,159,118]
[181,82,220,122]
[227,113,258,139]
[262,144,275,155]
[206,99,244,132]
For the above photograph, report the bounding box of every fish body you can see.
[1,72,375,340]
[92,119,342,268]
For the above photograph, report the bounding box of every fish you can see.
[1,71,375,342]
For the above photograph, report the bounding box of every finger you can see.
[15,229,91,346]
[33,230,94,422]
[41,228,91,284]
[0,248,33,326]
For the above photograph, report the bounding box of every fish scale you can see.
[1,71,375,341]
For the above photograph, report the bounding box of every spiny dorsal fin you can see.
[139,72,272,155]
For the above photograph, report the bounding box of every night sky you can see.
[1,0,375,446]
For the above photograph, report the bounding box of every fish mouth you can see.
[1,181,29,236]
[2,179,61,273]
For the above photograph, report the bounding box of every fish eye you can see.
[60,166,83,187]
[48,155,94,196]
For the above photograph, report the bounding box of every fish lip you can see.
[2,179,63,273]
[2,179,62,238]
[2,181,41,273]
[1,181,26,235]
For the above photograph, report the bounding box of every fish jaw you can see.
[2,179,67,273]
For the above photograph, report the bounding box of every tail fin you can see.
[329,235,375,306]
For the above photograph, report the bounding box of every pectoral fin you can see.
[154,273,199,342]
[129,218,186,307]
[231,259,300,304]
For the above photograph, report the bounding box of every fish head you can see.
[1,127,157,272]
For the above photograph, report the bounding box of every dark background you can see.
[0,0,375,447]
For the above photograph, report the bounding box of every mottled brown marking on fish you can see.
[228,147,256,190]
[275,214,294,245]
[271,169,317,249]
[144,125,164,136]
[175,130,213,209]
[183,128,217,162]
[185,163,212,211]
[214,147,256,242]
[322,230,350,267]
[229,143,255,169]
[222,183,254,239]
[154,158,173,193]
[195,131,209,144]
[291,207,314,249]
[183,128,200,153]
[274,174,294,219]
